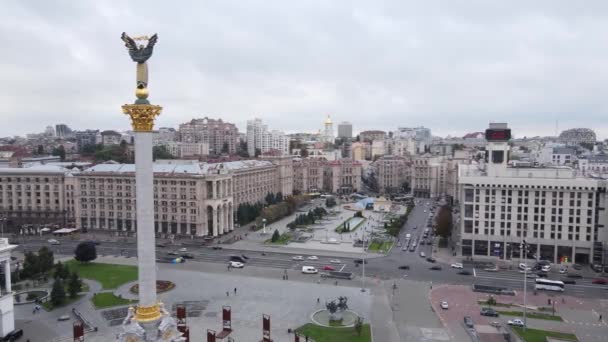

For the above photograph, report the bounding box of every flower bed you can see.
[129,280,175,294]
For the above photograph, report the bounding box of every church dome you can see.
[325,115,332,125]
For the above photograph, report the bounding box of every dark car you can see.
[572,264,583,270]
[430,265,442,271]
[181,253,194,259]
[2,329,23,341]
[156,243,166,248]
[567,273,583,279]
[536,272,548,278]
[426,257,436,263]
[398,265,410,270]
[212,246,223,250]
[562,278,576,285]
[167,251,178,256]
[229,255,247,263]
[463,316,474,329]
[458,270,472,276]
[592,278,608,285]
[480,308,499,317]
[241,254,250,260]
[354,259,368,264]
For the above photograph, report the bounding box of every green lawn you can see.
[497,310,562,321]
[66,260,137,289]
[295,323,371,342]
[41,294,84,311]
[91,292,137,309]
[367,241,393,253]
[512,327,578,342]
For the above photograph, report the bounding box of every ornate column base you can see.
[117,304,184,342]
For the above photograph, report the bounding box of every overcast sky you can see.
[2,1,608,139]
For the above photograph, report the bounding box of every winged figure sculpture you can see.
[121,32,158,64]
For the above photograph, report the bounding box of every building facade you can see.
[411,155,448,198]
[372,155,411,194]
[323,159,362,194]
[101,130,123,145]
[559,128,596,146]
[74,130,99,151]
[178,117,239,155]
[246,118,289,156]
[74,163,234,237]
[292,158,324,193]
[164,142,210,158]
[337,122,353,139]
[359,130,386,143]
[457,123,608,265]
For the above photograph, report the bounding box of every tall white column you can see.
[212,207,218,236]
[135,132,156,308]
[4,260,11,293]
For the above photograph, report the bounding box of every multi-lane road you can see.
[16,198,608,298]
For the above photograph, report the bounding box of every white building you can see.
[578,154,608,175]
[246,118,289,156]
[163,142,209,158]
[0,239,16,338]
[322,115,334,143]
[457,123,607,265]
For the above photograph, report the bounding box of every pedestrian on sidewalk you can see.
[600,314,603,322]
[317,298,320,304]
[234,288,237,295]
[226,291,229,297]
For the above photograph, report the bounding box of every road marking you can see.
[473,268,477,277]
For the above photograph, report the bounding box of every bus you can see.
[535,279,565,292]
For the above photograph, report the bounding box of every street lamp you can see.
[262,218,267,235]
[522,240,529,332]
[361,226,366,292]
[0,217,6,238]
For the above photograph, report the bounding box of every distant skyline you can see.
[3,1,608,139]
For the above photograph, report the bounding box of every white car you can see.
[507,319,525,327]
[229,261,244,268]
[179,247,188,252]
[440,301,449,309]
[559,267,567,274]
[518,263,531,271]
[329,259,341,264]
[307,256,318,260]
[484,266,499,272]
[451,263,463,269]
[301,266,318,274]
[419,252,426,258]
[292,256,304,261]
[541,265,551,272]
[48,239,60,245]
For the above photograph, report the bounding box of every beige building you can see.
[0,165,74,231]
[178,117,239,155]
[163,142,210,158]
[351,142,370,161]
[372,155,411,194]
[323,159,362,194]
[268,156,294,196]
[411,155,450,198]
[293,158,324,193]
[74,163,233,237]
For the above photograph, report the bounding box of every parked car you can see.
[561,278,576,285]
[592,278,608,285]
[307,256,319,260]
[301,266,318,274]
[323,265,335,271]
[450,263,463,269]
[426,257,436,263]
[463,316,474,329]
[48,239,60,245]
[409,247,416,252]
[508,319,525,327]
[440,301,449,309]
[398,265,410,270]
[229,261,244,268]
[58,314,71,321]
[430,265,442,271]
[480,308,499,317]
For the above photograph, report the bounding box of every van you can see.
[302,266,318,274]
[405,234,411,239]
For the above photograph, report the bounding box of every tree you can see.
[236,141,248,157]
[74,241,97,263]
[326,197,336,208]
[38,247,54,273]
[21,251,40,279]
[271,229,280,243]
[54,261,69,280]
[50,279,66,307]
[354,317,364,336]
[435,206,453,239]
[299,147,309,157]
[36,145,44,155]
[153,145,174,160]
[67,272,82,298]
[52,145,66,161]
[221,142,229,154]
[265,193,276,205]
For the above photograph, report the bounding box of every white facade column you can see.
[212,207,218,236]
[134,132,156,308]
[3,261,10,293]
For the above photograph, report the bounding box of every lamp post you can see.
[522,240,528,332]
[361,226,366,292]
[262,218,267,235]
[0,218,5,238]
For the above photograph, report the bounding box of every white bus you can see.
[535,279,565,292]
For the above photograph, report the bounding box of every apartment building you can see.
[292,158,324,193]
[411,155,449,198]
[0,165,73,231]
[164,142,210,158]
[457,123,608,265]
[324,159,362,194]
[246,118,289,156]
[178,117,239,155]
[74,163,233,237]
[371,155,411,194]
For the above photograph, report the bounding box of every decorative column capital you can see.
[122,104,163,132]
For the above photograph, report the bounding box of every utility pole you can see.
[522,240,528,332]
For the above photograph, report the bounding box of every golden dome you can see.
[324,115,332,125]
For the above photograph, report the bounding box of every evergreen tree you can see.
[271,229,280,243]
[74,241,97,263]
[21,251,39,279]
[67,272,82,298]
[50,279,66,307]
[38,247,54,271]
